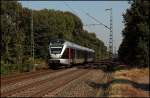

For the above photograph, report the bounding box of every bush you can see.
[0,64,34,75]
[20,64,33,72]
[0,66,8,75]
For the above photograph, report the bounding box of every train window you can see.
[81,50,84,58]
[70,48,74,59]
[51,48,62,54]
[77,50,84,59]
[72,49,75,59]
[79,50,81,59]
[77,50,80,59]
[62,48,69,59]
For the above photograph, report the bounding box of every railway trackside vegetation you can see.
[107,68,149,97]
[1,1,108,74]
[118,0,149,67]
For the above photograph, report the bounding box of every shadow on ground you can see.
[85,78,150,94]
[76,62,129,73]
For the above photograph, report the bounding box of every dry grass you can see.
[34,59,49,70]
[108,84,149,97]
[114,68,149,81]
[107,67,149,97]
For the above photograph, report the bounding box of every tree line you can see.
[118,0,149,67]
[1,1,108,72]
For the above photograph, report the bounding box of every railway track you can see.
[32,70,89,97]
[1,61,114,97]
[1,71,64,95]
[1,67,90,97]
[1,69,56,85]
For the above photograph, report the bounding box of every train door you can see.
[84,51,88,63]
[68,48,74,66]
[68,48,71,65]
[72,49,76,64]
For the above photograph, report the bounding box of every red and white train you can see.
[48,39,95,67]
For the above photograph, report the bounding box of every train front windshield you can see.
[50,39,64,54]
[51,48,62,54]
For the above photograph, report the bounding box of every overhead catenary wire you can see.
[84,13,110,30]
[63,1,79,16]
[83,24,104,26]
[62,2,113,57]
[63,2,110,30]
[78,9,110,29]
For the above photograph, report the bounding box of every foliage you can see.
[0,64,33,75]
[1,1,108,74]
[118,0,149,67]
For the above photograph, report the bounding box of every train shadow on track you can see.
[47,61,128,73]
[48,64,74,70]
[76,62,128,73]
[76,63,108,71]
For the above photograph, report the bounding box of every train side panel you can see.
[48,39,95,67]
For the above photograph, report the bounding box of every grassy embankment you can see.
[106,67,149,97]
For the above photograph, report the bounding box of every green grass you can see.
[0,64,33,75]
[112,66,126,71]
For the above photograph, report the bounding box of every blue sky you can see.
[19,1,131,53]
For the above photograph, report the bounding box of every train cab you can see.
[48,39,95,67]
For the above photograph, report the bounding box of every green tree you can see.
[118,0,149,67]
[1,1,108,74]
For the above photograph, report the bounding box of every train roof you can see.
[50,39,94,52]
[65,41,95,52]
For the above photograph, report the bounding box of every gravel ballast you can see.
[44,69,106,97]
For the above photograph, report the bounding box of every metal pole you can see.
[31,10,34,71]
[106,8,113,59]
[110,8,113,58]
